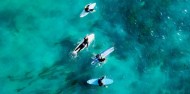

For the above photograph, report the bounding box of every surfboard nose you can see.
[91,33,95,38]
[88,33,95,39]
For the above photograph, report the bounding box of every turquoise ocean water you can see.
[0,0,190,94]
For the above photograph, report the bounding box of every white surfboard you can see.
[101,47,114,58]
[72,34,95,56]
[87,78,113,86]
[80,3,96,18]
[91,47,114,65]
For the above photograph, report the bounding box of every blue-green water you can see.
[0,0,190,94]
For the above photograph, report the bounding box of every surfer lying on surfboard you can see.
[95,54,106,62]
[87,75,113,87]
[84,4,95,13]
[80,3,96,17]
[72,34,94,56]
[91,47,114,66]
[98,76,106,87]
[74,36,89,53]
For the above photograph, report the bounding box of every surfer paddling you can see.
[95,54,106,62]
[91,47,114,65]
[72,34,95,56]
[80,3,96,17]
[98,76,106,87]
[84,4,95,12]
[74,36,89,53]
[87,76,113,87]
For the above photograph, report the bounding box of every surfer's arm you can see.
[92,9,96,12]
[102,58,106,62]
[85,5,90,8]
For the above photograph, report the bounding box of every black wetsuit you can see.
[85,5,94,12]
[85,8,89,12]
[98,77,104,86]
[75,38,88,53]
[96,54,105,62]
[96,54,100,58]
[98,58,105,62]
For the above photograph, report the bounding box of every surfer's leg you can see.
[77,48,81,52]
[75,47,80,51]
[77,44,85,52]
[75,44,83,51]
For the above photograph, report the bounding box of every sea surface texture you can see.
[0,0,190,94]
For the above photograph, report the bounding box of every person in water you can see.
[96,54,105,62]
[98,76,106,86]
[84,4,95,12]
[75,36,89,53]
